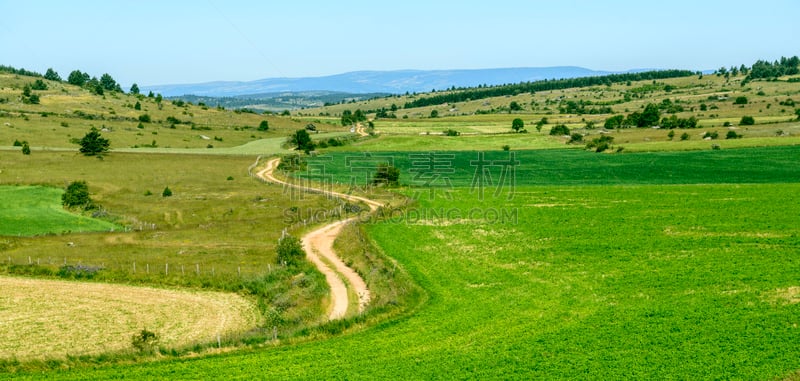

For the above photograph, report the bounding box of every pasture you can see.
[0,186,118,236]
[0,151,339,358]
[298,145,800,188]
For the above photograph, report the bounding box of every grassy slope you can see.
[0,72,350,152]
[0,151,335,346]
[0,186,118,235]
[300,73,800,152]
[21,183,800,380]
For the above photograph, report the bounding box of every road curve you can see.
[257,157,379,320]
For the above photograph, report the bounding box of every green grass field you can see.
[0,186,119,236]
[19,183,800,380]
[299,145,800,188]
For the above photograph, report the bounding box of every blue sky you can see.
[1,0,797,87]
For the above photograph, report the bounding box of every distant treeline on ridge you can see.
[403,70,696,109]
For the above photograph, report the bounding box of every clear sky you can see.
[1,0,797,87]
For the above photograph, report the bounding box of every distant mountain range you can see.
[142,66,661,98]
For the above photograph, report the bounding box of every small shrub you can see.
[502,145,510,151]
[739,116,755,126]
[276,235,304,267]
[667,130,675,140]
[138,114,151,123]
[21,142,30,155]
[57,264,102,280]
[703,131,719,140]
[733,96,748,105]
[585,135,614,152]
[711,144,721,150]
[132,329,159,353]
[723,121,732,127]
[62,181,93,209]
[162,186,172,197]
[443,129,460,136]
[680,132,690,141]
[373,163,400,186]
[567,133,583,144]
[726,130,742,139]
[144,190,153,196]
[549,124,570,136]
[227,176,234,181]
[258,120,269,131]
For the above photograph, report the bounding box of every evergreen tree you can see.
[67,70,89,86]
[99,73,117,91]
[77,127,110,156]
[44,68,62,82]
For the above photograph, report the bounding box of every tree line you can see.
[402,70,696,109]
[0,64,140,97]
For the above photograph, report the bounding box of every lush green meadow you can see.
[19,182,800,379]
[0,186,118,236]
[299,145,800,188]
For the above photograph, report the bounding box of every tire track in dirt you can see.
[257,157,379,320]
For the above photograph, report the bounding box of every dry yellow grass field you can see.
[0,276,260,360]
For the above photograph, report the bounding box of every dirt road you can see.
[257,157,379,320]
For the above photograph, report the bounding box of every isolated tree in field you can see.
[341,110,353,126]
[290,129,315,153]
[373,163,400,186]
[62,180,92,208]
[78,127,110,156]
[734,96,748,105]
[512,118,525,133]
[134,101,141,110]
[739,116,755,125]
[604,115,625,129]
[276,234,304,267]
[535,117,548,132]
[430,109,439,118]
[21,142,31,155]
[44,68,61,82]
[162,186,173,197]
[509,101,522,111]
[258,120,269,131]
[639,103,661,127]
[129,83,140,95]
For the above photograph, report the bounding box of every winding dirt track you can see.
[257,158,380,320]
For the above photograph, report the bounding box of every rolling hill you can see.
[142,66,637,97]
